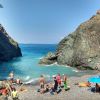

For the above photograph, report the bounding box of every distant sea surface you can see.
[0,44,96,82]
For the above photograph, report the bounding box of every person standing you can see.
[56,73,61,87]
[9,71,14,82]
[63,74,68,90]
[39,75,45,89]
[50,75,58,95]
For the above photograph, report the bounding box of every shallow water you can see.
[0,44,96,82]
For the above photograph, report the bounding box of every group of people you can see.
[9,71,22,85]
[0,80,19,100]
[0,71,69,99]
[0,71,21,100]
[1,71,100,100]
[75,80,100,93]
[38,73,69,95]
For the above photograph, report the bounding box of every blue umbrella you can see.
[88,76,100,83]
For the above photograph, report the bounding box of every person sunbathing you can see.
[77,81,91,87]
[0,87,8,96]
[11,88,19,100]
[40,84,49,94]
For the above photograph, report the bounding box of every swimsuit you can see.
[64,81,67,89]
[40,82,44,89]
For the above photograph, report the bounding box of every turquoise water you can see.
[0,44,95,81]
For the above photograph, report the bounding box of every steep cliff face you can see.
[39,12,100,70]
[0,24,22,61]
[56,13,100,70]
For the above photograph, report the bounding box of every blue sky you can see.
[0,0,100,44]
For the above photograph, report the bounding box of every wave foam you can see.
[25,76,30,81]
[44,62,58,66]
[72,70,79,72]
[24,74,50,85]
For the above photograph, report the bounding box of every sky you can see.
[0,0,100,44]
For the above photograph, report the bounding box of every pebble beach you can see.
[1,72,99,100]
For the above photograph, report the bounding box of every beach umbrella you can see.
[88,76,100,83]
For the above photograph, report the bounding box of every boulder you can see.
[39,52,57,65]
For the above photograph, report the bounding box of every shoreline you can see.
[24,70,100,85]
[13,72,100,100]
[0,72,100,100]
[0,69,99,85]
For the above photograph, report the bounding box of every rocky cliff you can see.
[0,24,22,61]
[39,11,100,70]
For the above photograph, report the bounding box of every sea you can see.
[0,44,96,83]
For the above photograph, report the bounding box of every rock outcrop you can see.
[40,11,100,70]
[0,24,22,61]
[39,52,57,65]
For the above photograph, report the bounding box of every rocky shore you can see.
[0,24,22,61]
[39,11,100,70]
[39,52,57,65]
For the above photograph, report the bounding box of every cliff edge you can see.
[0,24,22,61]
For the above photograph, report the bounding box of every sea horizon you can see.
[19,43,58,45]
